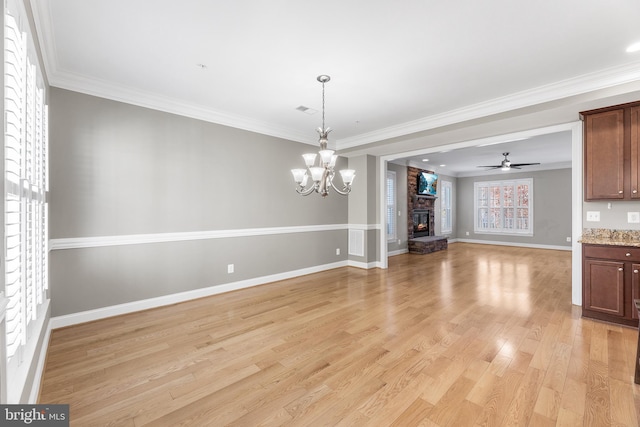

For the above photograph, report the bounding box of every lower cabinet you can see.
[582,244,640,327]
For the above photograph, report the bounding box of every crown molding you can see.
[53,70,318,144]
[336,61,640,149]
[30,0,640,151]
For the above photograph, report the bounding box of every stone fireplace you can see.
[407,167,437,239]
[407,166,448,254]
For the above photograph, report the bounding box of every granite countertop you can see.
[580,228,640,247]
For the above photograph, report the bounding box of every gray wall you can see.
[49,88,349,316]
[456,168,572,247]
[583,200,640,230]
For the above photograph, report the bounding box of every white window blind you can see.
[4,1,49,368]
[441,180,452,234]
[474,178,532,235]
[386,171,396,241]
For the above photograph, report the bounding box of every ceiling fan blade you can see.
[510,163,540,167]
[477,165,501,169]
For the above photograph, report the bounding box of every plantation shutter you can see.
[4,2,49,366]
[386,171,396,241]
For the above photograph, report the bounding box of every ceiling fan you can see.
[477,152,540,171]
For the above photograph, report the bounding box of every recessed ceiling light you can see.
[439,164,446,167]
[196,63,207,69]
[626,41,640,53]
[422,158,429,162]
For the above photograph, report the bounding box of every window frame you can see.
[473,178,533,236]
[386,170,397,242]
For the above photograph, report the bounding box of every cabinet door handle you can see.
[626,253,632,257]
[619,267,624,271]
[620,190,624,194]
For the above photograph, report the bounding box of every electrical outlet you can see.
[628,212,640,223]
[466,231,470,236]
[397,239,401,245]
[566,237,571,242]
[336,248,340,255]
[227,264,234,274]
[586,211,600,222]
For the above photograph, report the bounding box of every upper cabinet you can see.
[581,101,640,201]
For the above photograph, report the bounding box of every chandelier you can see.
[291,75,355,197]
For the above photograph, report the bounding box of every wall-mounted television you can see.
[418,171,438,196]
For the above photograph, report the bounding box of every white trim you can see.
[347,260,379,269]
[454,238,571,251]
[570,121,583,306]
[348,223,381,231]
[6,300,49,403]
[49,224,355,250]
[337,61,640,148]
[378,157,390,269]
[27,320,51,404]
[388,248,409,257]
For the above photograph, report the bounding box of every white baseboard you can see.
[50,260,369,329]
[388,248,409,257]
[453,238,572,251]
[347,260,380,269]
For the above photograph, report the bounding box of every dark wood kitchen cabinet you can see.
[581,102,640,201]
[583,243,640,327]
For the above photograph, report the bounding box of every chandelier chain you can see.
[321,79,326,131]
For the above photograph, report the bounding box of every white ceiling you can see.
[31,0,640,155]
[393,131,572,177]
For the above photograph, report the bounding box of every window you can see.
[441,180,452,234]
[4,0,49,381]
[386,171,397,242]
[474,179,532,235]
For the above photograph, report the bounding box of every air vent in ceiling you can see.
[296,105,318,115]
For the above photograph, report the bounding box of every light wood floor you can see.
[39,243,640,426]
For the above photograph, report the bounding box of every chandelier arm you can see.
[329,179,351,195]
[296,185,316,196]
